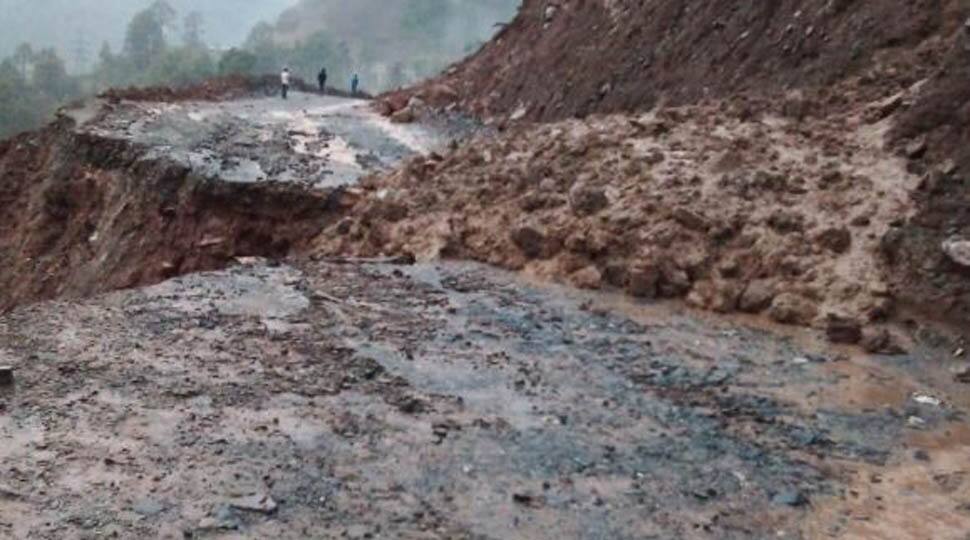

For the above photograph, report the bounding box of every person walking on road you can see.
[318,67,328,93]
[281,67,291,100]
[351,73,359,95]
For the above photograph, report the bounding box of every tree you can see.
[12,43,33,79]
[33,48,76,100]
[123,4,170,71]
[400,0,453,44]
[146,47,214,86]
[218,48,257,76]
[182,11,205,49]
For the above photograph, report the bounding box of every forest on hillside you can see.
[0,0,521,139]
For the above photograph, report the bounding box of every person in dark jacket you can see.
[317,67,327,93]
[351,73,359,95]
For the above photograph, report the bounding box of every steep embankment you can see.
[405,0,962,122]
[0,114,338,312]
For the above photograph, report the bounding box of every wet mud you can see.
[1,260,967,539]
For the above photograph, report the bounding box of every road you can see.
[75,92,453,189]
[1,260,968,539]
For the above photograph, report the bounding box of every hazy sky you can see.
[0,0,298,69]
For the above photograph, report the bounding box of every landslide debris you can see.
[313,98,917,337]
[389,0,964,123]
[0,105,346,312]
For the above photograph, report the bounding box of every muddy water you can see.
[76,92,455,188]
[1,260,967,539]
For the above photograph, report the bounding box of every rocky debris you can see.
[904,138,928,159]
[768,293,819,325]
[229,493,278,514]
[511,224,557,259]
[861,327,906,355]
[816,227,852,254]
[568,181,609,216]
[0,366,13,386]
[825,314,863,345]
[739,280,776,314]
[942,237,970,268]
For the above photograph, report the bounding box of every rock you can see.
[825,314,862,344]
[861,328,906,355]
[544,5,558,22]
[772,489,808,507]
[0,366,12,387]
[568,182,609,216]
[229,493,277,514]
[571,266,603,290]
[132,498,166,517]
[739,280,775,313]
[687,279,741,313]
[671,207,709,232]
[510,224,556,259]
[627,263,660,298]
[942,236,970,267]
[940,159,958,177]
[816,227,852,254]
[905,138,927,159]
[767,211,804,233]
[390,107,416,124]
[658,264,692,298]
[768,293,818,325]
[954,366,970,384]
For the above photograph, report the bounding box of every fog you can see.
[0,0,298,68]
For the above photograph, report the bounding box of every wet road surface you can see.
[1,260,968,539]
[74,92,450,188]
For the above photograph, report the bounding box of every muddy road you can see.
[73,92,457,188]
[1,259,968,539]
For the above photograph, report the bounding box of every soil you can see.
[392,0,968,123]
[3,4,970,539]
[2,258,969,539]
[314,96,922,341]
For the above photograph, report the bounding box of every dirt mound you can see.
[312,97,922,343]
[884,23,970,328]
[389,0,965,123]
[0,117,351,312]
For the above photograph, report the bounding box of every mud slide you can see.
[0,90,455,312]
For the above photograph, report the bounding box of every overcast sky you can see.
[0,0,298,68]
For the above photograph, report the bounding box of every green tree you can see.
[12,43,33,79]
[218,48,257,76]
[182,11,205,49]
[146,46,214,86]
[33,48,76,100]
[123,7,168,71]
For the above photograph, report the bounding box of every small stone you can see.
[914,449,931,462]
[768,293,818,325]
[570,266,603,290]
[942,236,970,267]
[229,493,277,514]
[739,280,775,314]
[627,263,660,298]
[0,366,12,387]
[816,227,852,254]
[861,328,906,355]
[825,314,862,345]
[772,489,808,507]
[905,138,927,159]
[568,182,609,216]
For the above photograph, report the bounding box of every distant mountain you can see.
[0,0,296,70]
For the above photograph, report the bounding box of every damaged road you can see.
[1,260,968,539]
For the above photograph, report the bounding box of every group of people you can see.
[279,66,360,100]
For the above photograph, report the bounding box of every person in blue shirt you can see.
[351,73,359,95]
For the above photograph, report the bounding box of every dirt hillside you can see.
[401,0,966,122]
